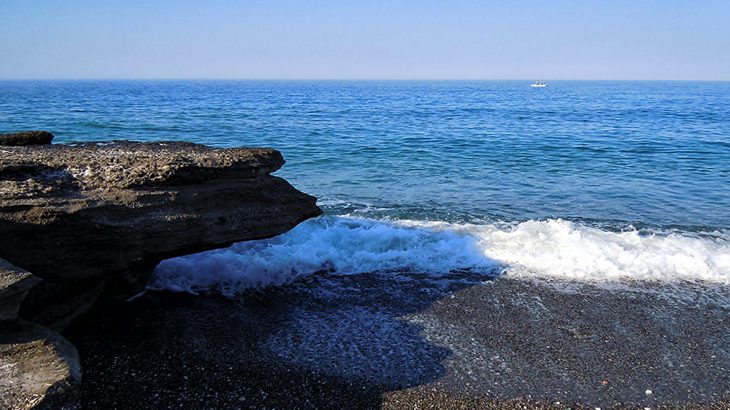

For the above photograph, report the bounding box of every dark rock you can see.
[0,320,81,410]
[0,258,42,321]
[0,141,322,329]
[0,131,54,146]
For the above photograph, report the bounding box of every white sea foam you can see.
[408,219,730,283]
[150,216,730,294]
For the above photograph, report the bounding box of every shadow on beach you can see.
[66,270,730,409]
[67,270,492,409]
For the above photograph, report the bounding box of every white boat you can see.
[530,81,547,88]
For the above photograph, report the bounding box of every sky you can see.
[1,0,729,80]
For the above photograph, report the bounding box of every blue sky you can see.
[1,0,728,80]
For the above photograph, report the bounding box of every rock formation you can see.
[0,140,322,329]
[0,319,81,410]
[1,259,81,410]
[0,138,321,408]
[0,258,41,322]
[0,131,54,146]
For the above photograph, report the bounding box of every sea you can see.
[1,80,728,293]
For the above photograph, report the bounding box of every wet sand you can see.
[67,273,729,409]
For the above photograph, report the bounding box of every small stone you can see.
[645,389,653,395]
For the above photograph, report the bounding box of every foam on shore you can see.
[150,216,730,295]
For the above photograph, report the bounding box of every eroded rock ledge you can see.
[0,140,322,329]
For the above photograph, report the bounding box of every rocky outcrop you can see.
[1,259,81,409]
[0,139,320,409]
[0,131,54,146]
[0,320,81,410]
[1,259,41,321]
[0,140,322,329]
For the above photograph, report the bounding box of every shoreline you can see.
[67,273,729,409]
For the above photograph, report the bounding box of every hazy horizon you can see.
[2,78,730,82]
[2,0,729,81]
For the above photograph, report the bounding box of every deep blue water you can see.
[2,80,728,231]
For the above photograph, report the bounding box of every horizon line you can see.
[1,78,729,82]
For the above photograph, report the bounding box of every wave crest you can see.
[150,216,730,295]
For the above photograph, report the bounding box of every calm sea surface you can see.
[2,81,728,289]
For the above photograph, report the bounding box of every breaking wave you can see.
[150,216,730,295]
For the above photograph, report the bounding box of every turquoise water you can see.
[2,80,729,289]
